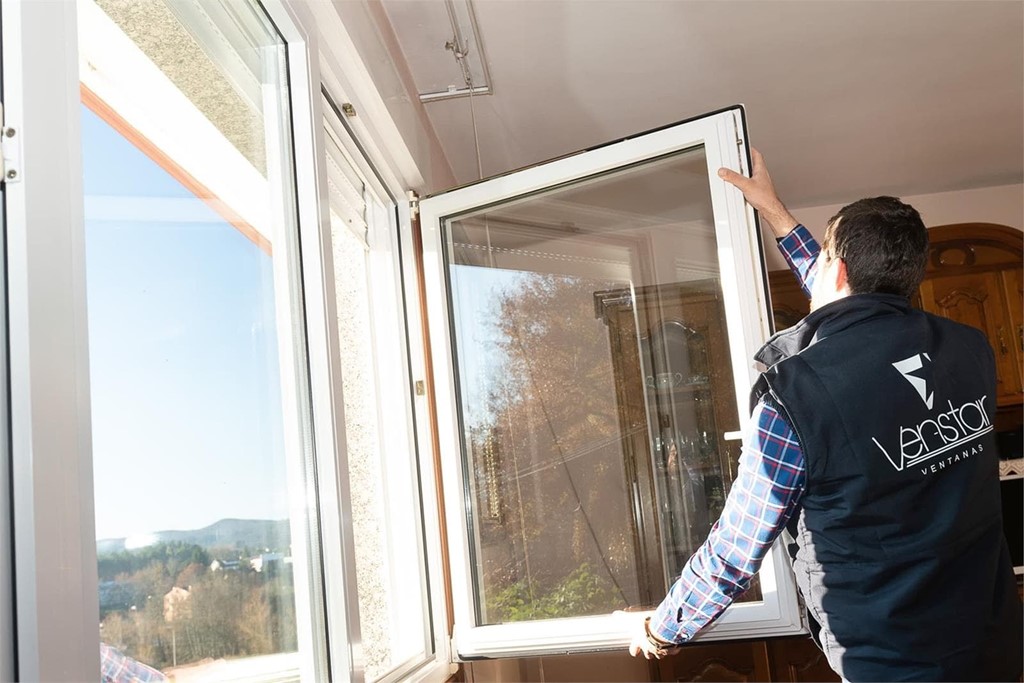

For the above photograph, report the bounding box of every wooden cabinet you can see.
[766,270,809,333]
[918,224,1023,408]
[919,271,1021,402]
[766,636,839,682]
[463,637,840,682]
[1000,267,1023,393]
[649,637,838,682]
[653,641,772,682]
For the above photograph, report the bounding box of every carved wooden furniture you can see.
[652,640,772,682]
[651,636,836,682]
[765,270,808,332]
[917,224,1023,410]
[462,635,839,682]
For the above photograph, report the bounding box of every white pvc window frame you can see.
[1,0,353,679]
[3,1,102,678]
[305,5,456,679]
[0,0,455,678]
[418,108,804,660]
[213,4,458,682]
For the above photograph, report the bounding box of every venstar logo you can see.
[871,397,991,472]
[893,353,933,409]
[872,351,992,474]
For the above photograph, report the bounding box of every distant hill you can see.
[97,518,290,555]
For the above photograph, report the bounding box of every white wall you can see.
[763,183,1024,270]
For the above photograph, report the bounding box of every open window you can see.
[418,107,803,659]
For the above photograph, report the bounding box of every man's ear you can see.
[834,258,852,295]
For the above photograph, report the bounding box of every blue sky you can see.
[82,107,291,541]
[450,264,524,429]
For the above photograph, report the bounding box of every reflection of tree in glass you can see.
[469,273,641,622]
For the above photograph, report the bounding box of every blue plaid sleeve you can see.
[777,224,821,297]
[649,400,806,643]
[101,643,168,683]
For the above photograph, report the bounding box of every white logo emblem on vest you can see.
[893,353,933,409]
[872,352,992,474]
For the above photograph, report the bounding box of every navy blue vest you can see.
[751,294,1022,682]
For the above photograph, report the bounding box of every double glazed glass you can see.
[445,146,759,626]
[80,0,323,678]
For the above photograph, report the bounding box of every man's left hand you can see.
[628,617,673,659]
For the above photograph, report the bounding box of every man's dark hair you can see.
[823,196,929,299]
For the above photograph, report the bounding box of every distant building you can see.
[163,586,190,623]
[209,559,241,572]
[98,580,131,612]
[250,552,283,573]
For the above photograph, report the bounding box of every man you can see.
[629,150,1022,681]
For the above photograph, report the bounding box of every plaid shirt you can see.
[650,224,820,643]
[100,643,168,683]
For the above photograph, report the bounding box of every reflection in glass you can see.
[81,0,319,678]
[445,147,760,625]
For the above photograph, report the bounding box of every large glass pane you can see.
[80,0,323,678]
[325,122,432,680]
[445,146,760,626]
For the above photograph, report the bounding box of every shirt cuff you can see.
[776,223,810,246]
[649,600,695,644]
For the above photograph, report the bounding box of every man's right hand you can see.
[718,148,799,239]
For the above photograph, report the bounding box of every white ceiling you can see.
[380,0,1024,209]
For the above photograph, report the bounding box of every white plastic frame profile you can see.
[418,108,804,660]
[3,0,101,679]
[270,9,457,678]
[0,0,345,679]
[246,1,332,680]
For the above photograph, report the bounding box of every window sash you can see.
[4,0,101,677]
[323,100,441,681]
[319,82,453,682]
[418,109,804,659]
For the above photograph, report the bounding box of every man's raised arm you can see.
[719,149,819,297]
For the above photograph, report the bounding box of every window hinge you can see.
[0,103,22,184]
[408,190,420,220]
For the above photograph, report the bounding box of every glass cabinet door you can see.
[595,282,762,607]
[419,108,802,659]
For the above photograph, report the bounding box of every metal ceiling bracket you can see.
[418,0,493,103]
